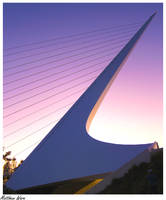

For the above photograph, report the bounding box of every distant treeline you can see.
[100,149,163,194]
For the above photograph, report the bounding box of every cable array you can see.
[4,25,140,64]
[13,140,41,157]
[4,42,123,86]
[4,21,142,52]
[4,65,108,115]
[4,32,134,77]
[4,87,87,127]
[3,21,142,159]
[4,50,116,94]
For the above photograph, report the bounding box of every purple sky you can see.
[3,3,163,162]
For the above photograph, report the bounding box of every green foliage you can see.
[100,149,163,194]
[3,149,163,194]
[3,151,11,161]
[3,150,24,186]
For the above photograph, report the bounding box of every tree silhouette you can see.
[2,148,22,184]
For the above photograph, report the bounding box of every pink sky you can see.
[3,3,163,163]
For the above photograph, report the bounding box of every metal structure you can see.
[6,13,158,191]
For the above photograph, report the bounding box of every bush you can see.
[100,149,163,194]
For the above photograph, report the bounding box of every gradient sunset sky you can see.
[3,3,163,162]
